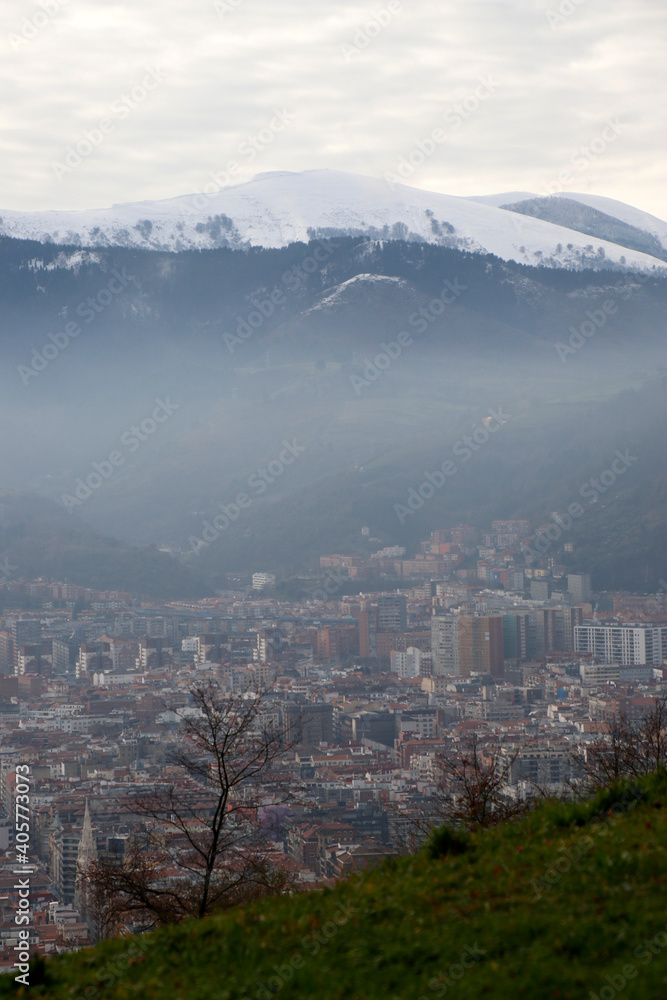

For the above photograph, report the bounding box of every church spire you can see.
[75,799,98,936]
[77,799,97,866]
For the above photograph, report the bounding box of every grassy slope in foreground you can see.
[9,773,667,1000]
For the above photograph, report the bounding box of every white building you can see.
[575,624,667,665]
[390,647,422,678]
[252,573,276,591]
[580,662,620,685]
[431,614,460,675]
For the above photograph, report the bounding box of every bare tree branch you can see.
[569,694,667,795]
[80,683,295,931]
[434,734,527,832]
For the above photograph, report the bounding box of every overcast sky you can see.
[1,0,665,217]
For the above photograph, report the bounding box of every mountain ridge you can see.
[1,170,665,272]
[0,234,665,589]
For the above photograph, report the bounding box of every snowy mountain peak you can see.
[1,169,665,272]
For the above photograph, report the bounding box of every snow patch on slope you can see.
[308,274,411,313]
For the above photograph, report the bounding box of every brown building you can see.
[348,603,378,659]
[316,625,358,660]
[282,702,334,746]
[458,614,504,679]
[375,631,431,658]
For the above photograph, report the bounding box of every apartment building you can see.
[575,623,667,665]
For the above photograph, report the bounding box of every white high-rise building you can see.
[575,623,667,665]
[431,614,460,675]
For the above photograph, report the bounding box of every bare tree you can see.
[82,684,295,930]
[571,694,667,794]
[434,734,526,832]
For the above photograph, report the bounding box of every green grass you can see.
[11,773,667,999]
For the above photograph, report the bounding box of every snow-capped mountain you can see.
[1,169,665,272]
[470,190,667,249]
[469,192,667,263]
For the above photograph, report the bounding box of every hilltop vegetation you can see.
[11,772,667,1000]
[0,492,211,601]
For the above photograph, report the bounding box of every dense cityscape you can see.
[0,514,665,963]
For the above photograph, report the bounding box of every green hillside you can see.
[10,773,667,999]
